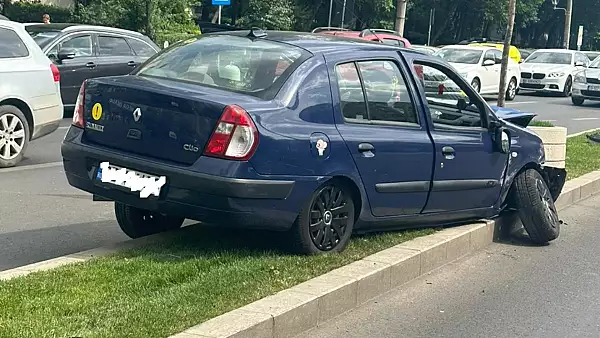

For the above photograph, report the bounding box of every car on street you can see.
[411,45,440,55]
[0,20,63,167]
[24,23,160,110]
[434,45,521,100]
[465,40,522,63]
[312,27,412,48]
[582,51,600,62]
[571,55,600,105]
[519,48,535,61]
[61,29,566,254]
[519,49,590,97]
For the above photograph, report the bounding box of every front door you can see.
[327,54,435,217]
[481,50,499,93]
[47,33,98,107]
[411,58,509,213]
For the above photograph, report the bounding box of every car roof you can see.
[24,23,146,37]
[441,44,495,51]
[0,19,24,29]
[532,48,576,54]
[210,30,410,54]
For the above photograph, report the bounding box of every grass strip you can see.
[0,225,433,338]
[566,131,600,179]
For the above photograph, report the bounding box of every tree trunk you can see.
[497,0,516,107]
[145,0,154,41]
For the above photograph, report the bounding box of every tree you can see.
[497,0,516,107]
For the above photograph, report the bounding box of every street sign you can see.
[212,0,230,5]
[577,25,583,49]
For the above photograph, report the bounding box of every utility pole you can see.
[497,0,516,107]
[395,0,407,36]
[563,0,573,49]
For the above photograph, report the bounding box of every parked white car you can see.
[519,49,590,97]
[572,55,600,106]
[434,45,521,100]
[0,20,63,167]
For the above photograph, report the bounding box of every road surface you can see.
[0,92,598,271]
[305,193,600,338]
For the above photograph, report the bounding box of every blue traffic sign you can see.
[212,0,231,5]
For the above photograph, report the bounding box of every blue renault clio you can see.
[61,29,566,254]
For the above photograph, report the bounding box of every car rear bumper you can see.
[61,127,323,230]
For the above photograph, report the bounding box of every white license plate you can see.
[588,85,600,91]
[522,79,542,84]
[96,162,166,198]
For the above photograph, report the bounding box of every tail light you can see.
[203,105,259,161]
[72,81,86,128]
[50,63,60,82]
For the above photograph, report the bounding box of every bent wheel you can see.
[114,202,185,238]
[290,182,355,254]
[512,169,560,244]
[0,105,30,168]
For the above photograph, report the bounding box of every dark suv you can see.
[24,23,160,110]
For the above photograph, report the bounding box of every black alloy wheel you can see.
[309,186,353,251]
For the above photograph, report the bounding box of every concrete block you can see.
[186,308,273,338]
[578,172,600,200]
[555,181,581,210]
[419,241,448,274]
[470,222,494,251]
[243,290,318,338]
[20,256,85,273]
[363,247,421,288]
[528,126,567,143]
[0,268,30,281]
[169,332,213,338]
[330,260,391,305]
[543,144,566,162]
[291,272,357,324]
[446,231,471,261]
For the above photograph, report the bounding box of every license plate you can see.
[96,162,166,198]
[588,85,600,91]
[522,79,542,84]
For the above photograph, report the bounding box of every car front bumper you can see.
[541,166,567,202]
[61,127,324,231]
[520,77,567,92]
[572,82,600,100]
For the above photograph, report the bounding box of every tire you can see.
[512,169,560,245]
[289,181,355,254]
[561,76,572,97]
[471,78,481,93]
[505,77,517,101]
[0,105,30,168]
[572,96,585,106]
[114,202,185,239]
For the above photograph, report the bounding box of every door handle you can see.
[127,61,136,67]
[442,146,455,160]
[358,143,374,152]
[85,62,96,68]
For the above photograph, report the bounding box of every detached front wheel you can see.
[512,169,560,244]
[114,202,185,238]
[290,182,355,254]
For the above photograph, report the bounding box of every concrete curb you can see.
[166,171,600,338]
[2,171,600,338]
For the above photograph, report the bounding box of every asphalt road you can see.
[0,92,598,271]
[305,194,600,338]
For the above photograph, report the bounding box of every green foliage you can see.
[5,1,71,23]
[237,0,295,30]
[529,120,555,127]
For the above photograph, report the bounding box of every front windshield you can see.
[525,52,572,65]
[589,57,600,68]
[435,48,482,64]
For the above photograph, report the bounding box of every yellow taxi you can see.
[469,42,522,63]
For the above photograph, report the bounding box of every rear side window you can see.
[0,27,29,58]
[98,36,134,56]
[137,35,310,100]
[127,38,156,57]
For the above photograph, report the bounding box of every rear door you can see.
[125,37,158,63]
[327,52,435,217]
[95,34,138,78]
[411,57,509,213]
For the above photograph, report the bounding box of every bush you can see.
[5,1,71,23]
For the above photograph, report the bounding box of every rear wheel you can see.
[512,169,560,245]
[289,182,355,254]
[114,202,185,238]
[572,96,585,106]
[505,77,517,101]
[0,105,30,168]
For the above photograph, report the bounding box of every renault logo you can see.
[133,108,142,122]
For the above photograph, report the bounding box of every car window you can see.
[127,38,156,57]
[435,48,482,64]
[356,60,418,124]
[58,35,93,57]
[98,36,134,56]
[137,35,310,100]
[0,27,29,58]
[492,50,503,63]
[335,63,368,121]
[413,62,483,128]
[483,50,495,63]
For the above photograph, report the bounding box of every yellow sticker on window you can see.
[91,103,103,121]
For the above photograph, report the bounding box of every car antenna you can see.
[360,28,383,44]
[248,27,267,39]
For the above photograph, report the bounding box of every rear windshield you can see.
[136,35,311,100]
[25,27,60,48]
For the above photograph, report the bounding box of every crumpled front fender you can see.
[541,166,567,202]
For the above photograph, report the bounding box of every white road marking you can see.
[0,161,63,173]
[572,117,599,121]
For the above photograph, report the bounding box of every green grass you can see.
[566,132,600,179]
[529,120,555,127]
[0,225,434,338]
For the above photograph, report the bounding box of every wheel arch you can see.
[0,98,34,140]
[325,175,364,223]
[502,161,552,209]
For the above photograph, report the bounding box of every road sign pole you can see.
[577,25,583,51]
[218,5,222,24]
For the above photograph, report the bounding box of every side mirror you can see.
[457,97,468,111]
[483,59,495,66]
[575,61,585,67]
[57,50,76,60]
[494,126,510,154]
